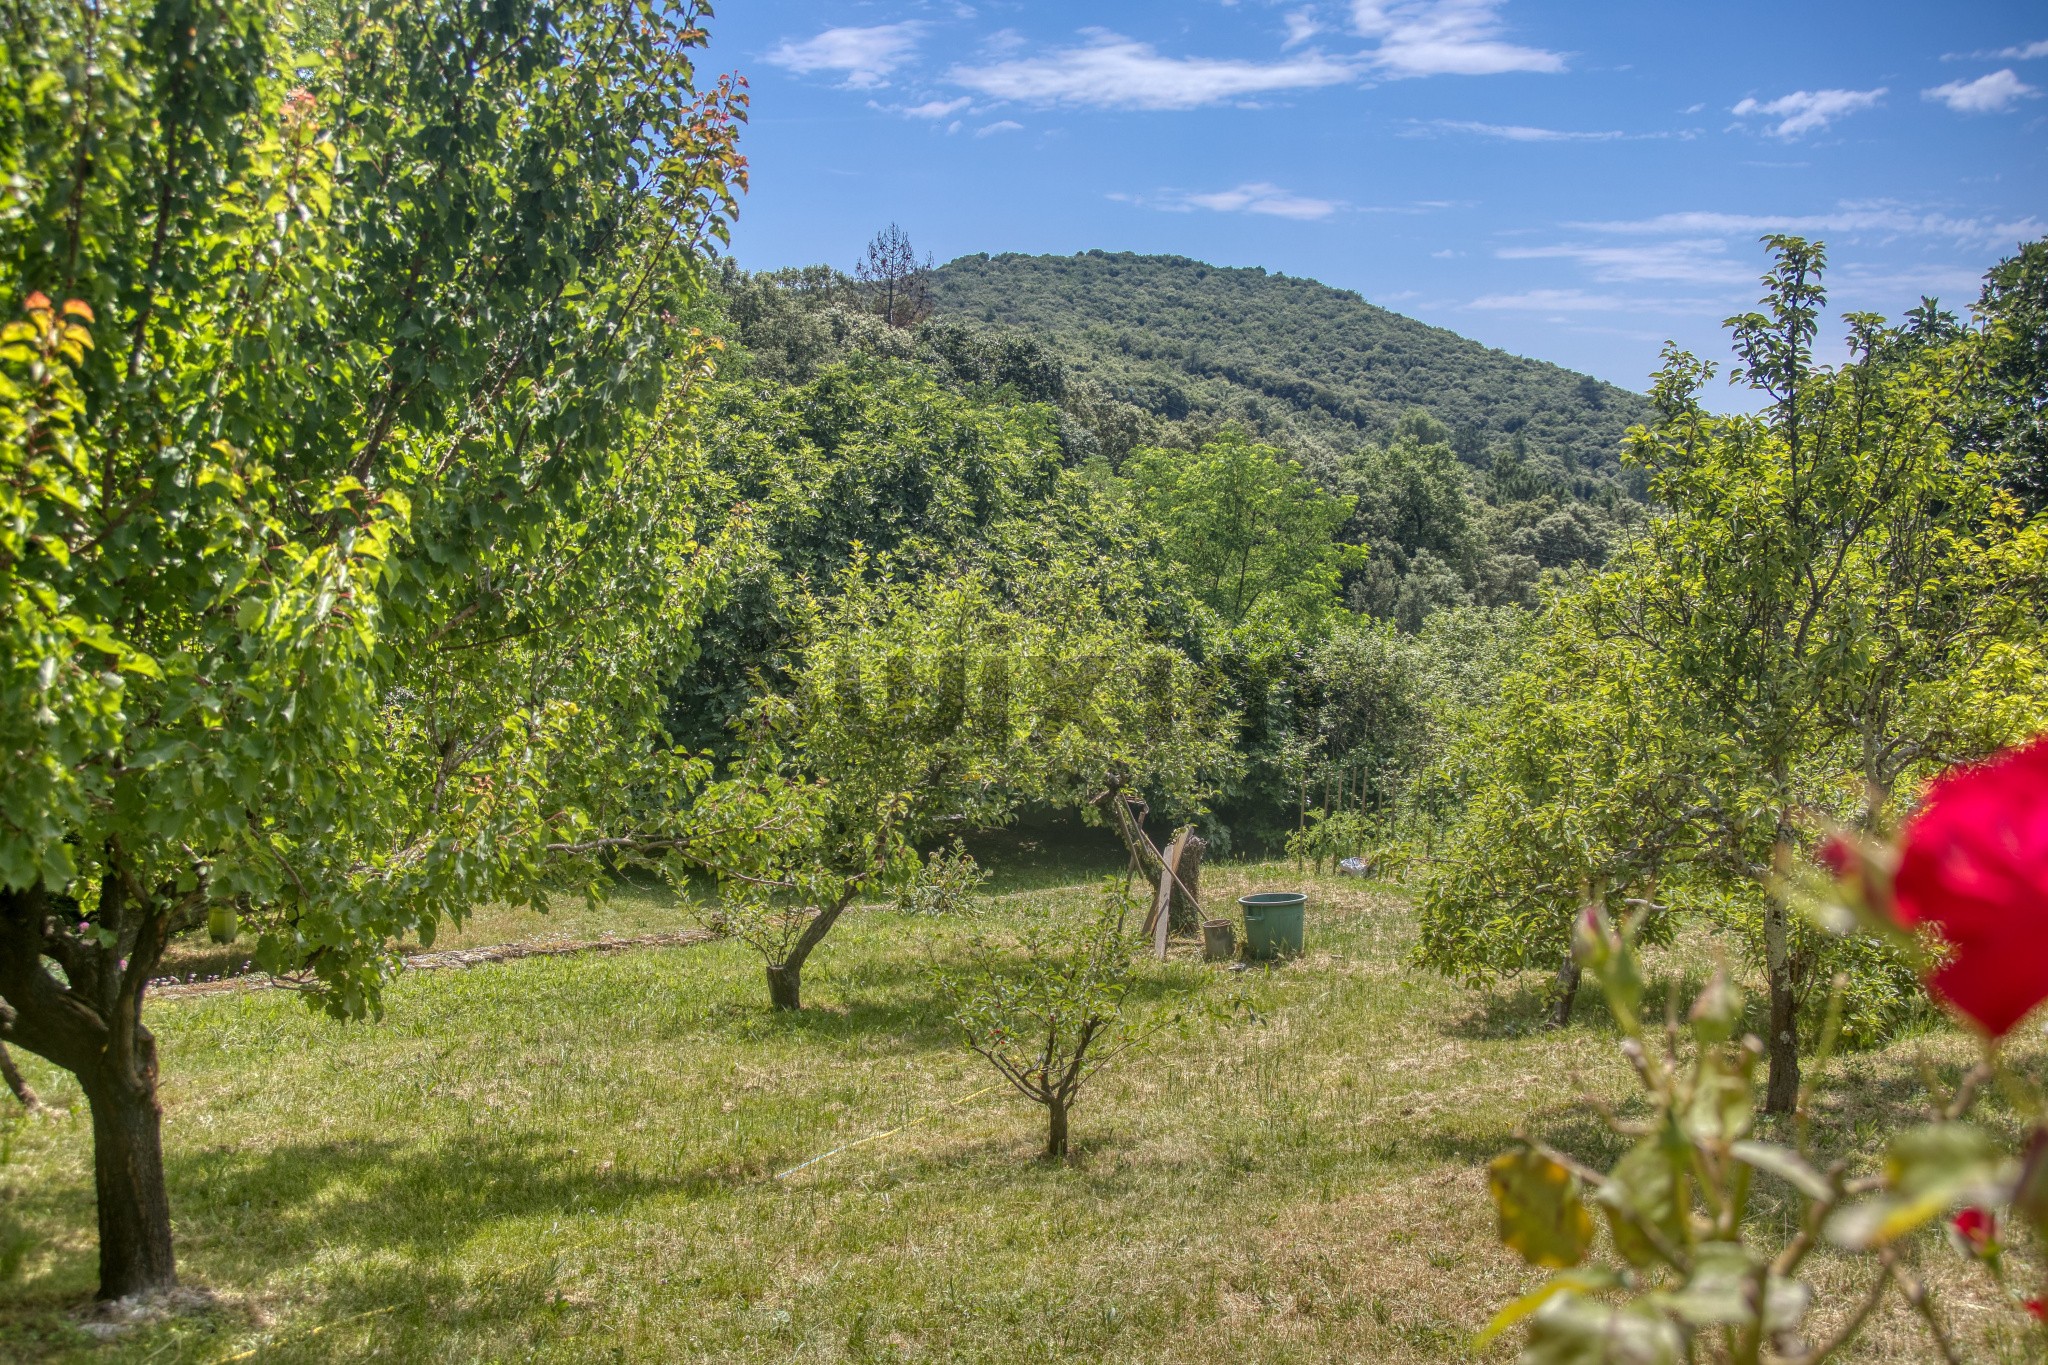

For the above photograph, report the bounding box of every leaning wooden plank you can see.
[1141,828,1183,939]
[1145,829,1189,958]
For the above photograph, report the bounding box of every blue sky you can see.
[707,2,2046,397]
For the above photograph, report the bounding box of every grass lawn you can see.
[0,861,2040,1362]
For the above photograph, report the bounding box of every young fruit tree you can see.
[0,0,744,1298]
[1597,236,2048,1111]
[1418,608,1703,1028]
[686,564,1228,1009]
[686,570,1032,1011]
[940,881,1166,1159]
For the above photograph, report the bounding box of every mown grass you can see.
[0,861,2040,1362]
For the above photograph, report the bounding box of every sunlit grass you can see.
[0,862,2036,1362]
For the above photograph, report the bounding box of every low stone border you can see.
[149,929,714,1000]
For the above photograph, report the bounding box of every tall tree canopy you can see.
[0,0,744,1297]
[1972,240,2048,512]
[1126,431,1363,635]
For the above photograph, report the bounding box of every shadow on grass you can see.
[713,912,1219,1051]
[706,993,960,1053]
[1438,980,1574,1041]
[958,814,1128,896]
[693,949,962,1053]
[173,1134,748,1275]
[1440,960,1744,1042]
[0,1129,723,1360]
[1399,1102,1632,1172]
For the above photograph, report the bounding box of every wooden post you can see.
[1169,834,1205,934]
[1144,830,1189,959]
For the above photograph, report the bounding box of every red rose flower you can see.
[1892,736,2048,1038]
[2029,1297,2048,1323]
[1817,834,1854,879]
[1949,1206,1998,1258]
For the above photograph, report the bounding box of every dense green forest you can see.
[929,250,1652,479]
[704,253,1642,651]
[675,248,1663,858]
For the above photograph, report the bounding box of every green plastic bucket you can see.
[1239,892,1306,960]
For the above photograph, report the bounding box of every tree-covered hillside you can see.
[929,251,1651,477]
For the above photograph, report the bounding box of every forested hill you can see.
[929,251,1651,475]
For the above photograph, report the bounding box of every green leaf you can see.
[1474,1268,1620,1351]
[1521,1293,1684,1365]
[1489,1147,1596,1269]
[1682,1048,1754,1145]
[1686,970,1741,1045]
[1597,1135,1689,1269]
[1731,1141,1832,1202]
[1827,1123,2015,1250]
[1658,1241,1809,1332]
[117,648,161,680]
[129,741,189,771]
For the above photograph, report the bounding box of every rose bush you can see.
[1477,735,2048,1363]
[1891,735,2048,1037]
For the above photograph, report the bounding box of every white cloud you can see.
[1830,264,1995,298]
[902,97,971,119]
[975,120,1024,137]
[1283,9,1324,48]
[1351,0,1564,77]
[948,30,1357,109]
[1113,182,1342,220]
[1498,239,1751,285]
[1424,119,1624,141]
[1946,40,2048,61]
[1187,183,1341,218]
[1468,288,1707,314]
[767,24,923,89]
[1730,87,1885,138]
[1570,206,2048,249]
[1925,70,2039,113]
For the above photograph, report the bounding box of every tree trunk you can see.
[1168,836,1205,934]
[763,891,859,1012]
[1549,952,1581,1029]
[1762,887,1800,1113]
[1045,1097,1069,1159]
[81,1055,175,1300]
[0,875,179,1300]
[0,1042,44,1114]
[1857,719,1896,832]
